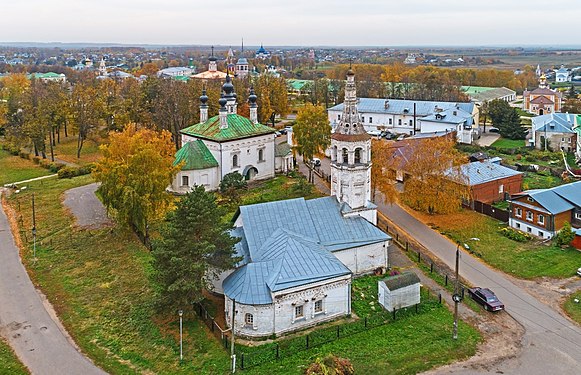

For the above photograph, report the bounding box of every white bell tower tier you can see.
[330,69,376,224]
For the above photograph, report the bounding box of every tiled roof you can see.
[459,161,522,186]
[530,96,554,105]
[173,140,218,170]
[329,98,474,117]
[181,114,275,142]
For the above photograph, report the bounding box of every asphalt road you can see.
[313,156,581,374]
[0,190,107,375]
[63,183,111,228]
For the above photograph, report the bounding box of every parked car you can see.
[396,134,406,141]
[577,267,581,277]
[380,130,394,139]
[311,157,321,167]
[467,287,504,312]
[274,131,282,137]
[279,128,288,135]
[488,127,500,133]
[367,130,382,137]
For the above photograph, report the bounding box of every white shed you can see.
[378,272,421,312]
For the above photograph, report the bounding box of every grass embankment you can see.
[241,275,480,374]
[564,291,581,326]
[490,138,525,149]
[0,338,28,374]
[0,149,51,185]
[413,209,581,279]
[6,175,229,374]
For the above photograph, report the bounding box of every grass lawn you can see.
[238,275,480,374]
[52,136,103,166]
[0,149,52,185]
[413,209,581,279]
[6,175,230,374]
[522,171,563,190]
[564,291,581,326]
[491,138,525,149]
[0,337,28,374]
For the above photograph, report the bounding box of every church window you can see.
[409,120,413,126]
[181,175,189,187]
[295,305,304,319]
[369,117,373,124]
[258,148,264,162]
[342,148,348,164]
[398,119,402,126]
[338,114,341,120]
[245,313,253,326]
[233,154,239,168]
[362,117,365,123]
[354,148,361,164]
[389,118,393,125]
[314,300,323,314]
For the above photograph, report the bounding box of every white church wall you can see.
[333,242,388,275]
[171,167,220,193]
[218,134,276,180]
[225,276,350,338]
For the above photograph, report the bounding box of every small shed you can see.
[378,272,421,312]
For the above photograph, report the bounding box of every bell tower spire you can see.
[330,68,376,223]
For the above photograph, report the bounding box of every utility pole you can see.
[32,193,37,261]
[178,310,183,363]
[231,298,236,373]
[452,244,461,340]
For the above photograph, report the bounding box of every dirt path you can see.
[63,183,112,229]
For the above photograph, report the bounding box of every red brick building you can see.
[459,161,523,204]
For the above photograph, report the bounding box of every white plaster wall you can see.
[208,268,235,295]
[170,168,220,193]
[330,138,372,209]
[225,276,351,338]
[333,241,388,275]
[218,134,276,180]
[378,282,420,312]
[509,218,555,239]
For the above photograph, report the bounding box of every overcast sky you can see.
[3,0,581,46]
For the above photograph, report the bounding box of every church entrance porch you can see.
[243,165,258,180]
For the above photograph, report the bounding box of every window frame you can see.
[181,175,189,187]
[294,305,304,320]
[232,153,240,168]
[526,211,533,222]
[244,313,254,326]
[538,214,544,225]
[314,300,323,314]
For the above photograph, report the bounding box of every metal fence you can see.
[236,290,440,370]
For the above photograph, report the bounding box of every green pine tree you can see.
[151,186,240,311]
[499,108,527,140]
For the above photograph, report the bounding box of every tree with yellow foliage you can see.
[370,138,399,203]
[402,136,470,214]
[93,124,181,241]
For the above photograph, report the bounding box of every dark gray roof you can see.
[381,272,420,291]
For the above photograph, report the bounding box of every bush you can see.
[499,227,532,242]
[554,222,575,247]
[305,354,354,375]
[19,151,30,160]
[57,165,93,179]
[1,144,20,155]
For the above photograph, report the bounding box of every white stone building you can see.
[555,65,572,83]
[169,78,278,193]
[378,272,421,312]
[327,98,478,143]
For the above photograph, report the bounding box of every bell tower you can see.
[330,68,376,223]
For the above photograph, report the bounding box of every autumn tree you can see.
[402,136,470,214]
[93,124,180,240]
[151,186,240,311]
[70,82,105,158]
[370,139,398,203]
[293,103,331,182]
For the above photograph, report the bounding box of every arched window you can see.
[245,313,253,326]
[258,149,264,162]
[354,148,361,164]
[332,146,338,162]
[233,154,239,168]
[342,148,348,164]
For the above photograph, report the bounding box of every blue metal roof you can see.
[224,196,390,304]
[329,98,474,118]
[532,113,578,134]
[420,108,473,126]
[513,181,581,214]
[223,229,351,305]
[460,161,522,186]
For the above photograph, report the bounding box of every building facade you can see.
[508,181,581,239]
[530,113,579,152]
[523,75,563,115]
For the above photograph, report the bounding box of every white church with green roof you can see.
[169,75,293,193]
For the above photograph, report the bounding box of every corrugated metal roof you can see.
[181,114,275,142]
[420,108,473,125]
[275,143,292,157]
[173,140,218,170]
[329,98,474,118]
[527,190,574,214]
[552,181,581,207]
[460,161,522,186]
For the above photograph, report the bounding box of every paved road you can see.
[0,190,107,375]
[63,183,111,228]
[378,202,581,375]
[311,156,581,374]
